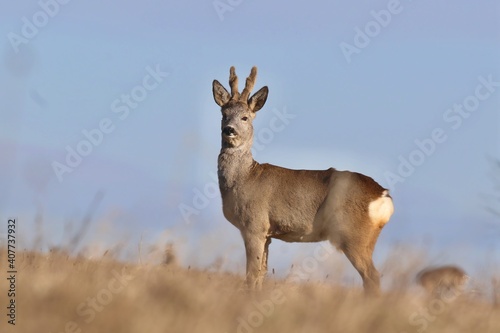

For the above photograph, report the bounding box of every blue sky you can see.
[0,1,499,281]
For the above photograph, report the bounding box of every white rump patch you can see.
[368,192,394,227]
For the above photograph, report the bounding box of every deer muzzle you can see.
[222,126,237,137]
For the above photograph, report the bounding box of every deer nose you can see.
[222,126,236,136]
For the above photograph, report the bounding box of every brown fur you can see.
[212,66,394,295]
[417,265,468,297]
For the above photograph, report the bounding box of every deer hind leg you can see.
[343,245,380,296]
[341,227,383,296]
[242,233,268,290]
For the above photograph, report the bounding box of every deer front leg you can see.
[256,237,271,287]
[243,233,268,290]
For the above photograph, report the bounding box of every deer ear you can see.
[213,80,230,107]
[248,86,268,112]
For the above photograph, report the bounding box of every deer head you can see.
[212,66,269,149]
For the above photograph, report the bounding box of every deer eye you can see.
[241,116,248,121]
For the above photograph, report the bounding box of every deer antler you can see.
[240,66,257,101]
[229,66,240,101]
[227,66,258,103]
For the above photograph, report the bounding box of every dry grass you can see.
[2,249,499,333]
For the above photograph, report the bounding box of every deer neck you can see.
[218,143,256,190]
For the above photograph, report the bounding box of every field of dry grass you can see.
[0,248,499,333]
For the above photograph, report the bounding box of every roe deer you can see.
[212,66,394,295]
[417,265,468,297]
